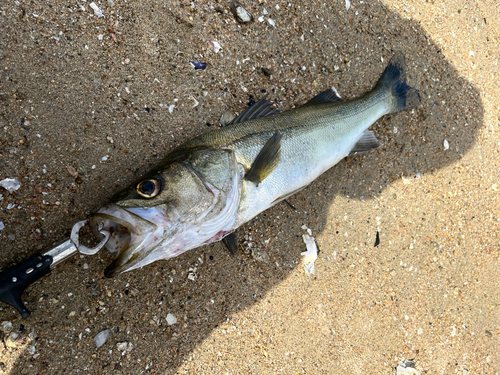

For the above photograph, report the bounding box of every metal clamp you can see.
[0,219,111,318]
[70,220,110,255]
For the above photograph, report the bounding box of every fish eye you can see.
[136,179,161,198]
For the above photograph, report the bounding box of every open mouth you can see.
[89,205,166,277]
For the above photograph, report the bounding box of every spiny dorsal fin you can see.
[226,94,279,126]
[304,87,344,106]
[245,131,282,186]
[349,131,380,155]
[222,231,238,255]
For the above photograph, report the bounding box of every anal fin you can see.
[271,186,305,205]
[349,131,380,155]
[245,131,282,186]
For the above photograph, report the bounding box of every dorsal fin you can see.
[226,94,279,126]
[304,87,344,106]
[245,131,282,186]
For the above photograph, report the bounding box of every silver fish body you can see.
[223,90,397,228]
[91,51,420,276]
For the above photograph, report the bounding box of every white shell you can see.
[94,329,111,348]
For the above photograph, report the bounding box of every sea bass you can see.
[90,51,420,277]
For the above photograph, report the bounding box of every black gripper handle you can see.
[0,254,53,318]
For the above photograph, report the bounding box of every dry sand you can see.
[0,0,499,373]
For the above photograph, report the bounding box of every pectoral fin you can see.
[222,231,238,255]
[245,131,282,186]
[349,131,380,155]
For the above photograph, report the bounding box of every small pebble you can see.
[396,360,419,375]
[117,342,133,352]
[262,67,273,76]
[220,110,236,126]
[207,40,221,53]
[230,0,253,23]
[89,2,104,17]
[5,332,20,348]
[252,247,270,262]
[8,234,15,241]
[166,313,177,326]
[1,321,12,333]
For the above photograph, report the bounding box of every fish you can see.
[90,51,420,277]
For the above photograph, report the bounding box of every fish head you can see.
[90,148,241,277]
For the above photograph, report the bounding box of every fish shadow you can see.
[0,0,482,373]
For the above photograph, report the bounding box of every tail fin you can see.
[376,51,421,111]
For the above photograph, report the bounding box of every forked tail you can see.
[376,51,421,111]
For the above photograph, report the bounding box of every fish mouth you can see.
[89,205,169,277]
